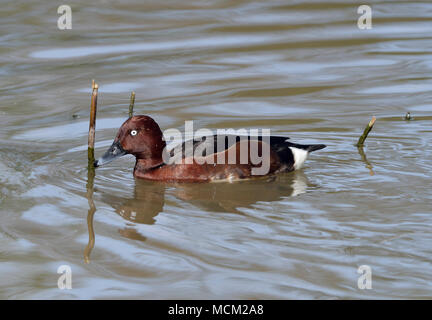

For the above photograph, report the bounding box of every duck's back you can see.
[134,135,324,182]
[168,134,324,168]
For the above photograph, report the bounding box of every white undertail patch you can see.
[290,147,309,170]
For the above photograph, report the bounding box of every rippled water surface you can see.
[1,0,432,299]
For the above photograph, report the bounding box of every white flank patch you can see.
[290,147,309,170]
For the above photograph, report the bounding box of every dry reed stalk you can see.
[128,91,135,118]
[356,116,376,147]
[88,81,98,167]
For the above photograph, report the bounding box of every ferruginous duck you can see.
[94,115,326,182]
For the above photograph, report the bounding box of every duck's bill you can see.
[94,141,127,167]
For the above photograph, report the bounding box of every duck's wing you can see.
[168,134,325,166]
[169,135,290,160]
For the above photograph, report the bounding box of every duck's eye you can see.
[131,130,138,136]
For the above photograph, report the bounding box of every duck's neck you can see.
[134,157,165,173]
[133,136,166,173]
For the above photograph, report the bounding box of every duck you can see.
[94,115,326,182]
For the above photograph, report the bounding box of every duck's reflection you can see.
[108,180,165,225]
[97,180,165,243]
[103,171,310,226]
[85,171,311,261]
[173,171,310,213]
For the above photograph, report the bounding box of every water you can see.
[1,0,431,299]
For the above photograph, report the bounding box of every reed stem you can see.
[356,116,376,147]
[128,91,135,118]
[88,81,98,167]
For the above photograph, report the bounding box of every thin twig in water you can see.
[88,81,98,168]
[129,91,135,118]
[356,116,376,147]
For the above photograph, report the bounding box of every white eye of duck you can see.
[131,130,138,136]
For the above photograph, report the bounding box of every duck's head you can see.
[94,115,166,167]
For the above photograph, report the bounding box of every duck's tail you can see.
[307,144,326,152]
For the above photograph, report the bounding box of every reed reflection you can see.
[84,166,96,264]
[357,146,374,176]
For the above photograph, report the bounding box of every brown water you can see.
[1,0,432,299]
